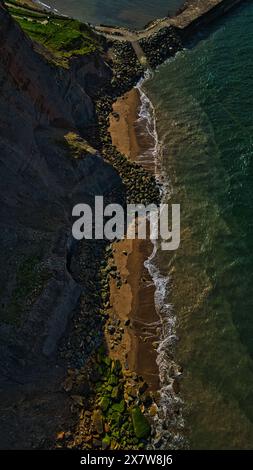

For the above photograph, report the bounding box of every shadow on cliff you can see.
[0,2,123,449]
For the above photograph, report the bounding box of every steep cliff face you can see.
[0,2,120,447]
[0,0,117,338]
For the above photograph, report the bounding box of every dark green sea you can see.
[45,0,253,449]
[143,1,253,449]
[40,0,184,29]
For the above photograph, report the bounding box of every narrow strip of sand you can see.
[109,89,141,161]
[107,88,160,391]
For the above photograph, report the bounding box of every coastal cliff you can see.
[0,1,122,448]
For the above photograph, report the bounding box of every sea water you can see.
[40,0,185,29]
[143,0,253,449]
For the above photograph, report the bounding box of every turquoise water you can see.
[42,0,184,28]
[145,1,253,449]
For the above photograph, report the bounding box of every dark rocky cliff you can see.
[0,2,121,448]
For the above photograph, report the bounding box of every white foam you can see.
[34,0,60,14]
[135,75,185,449]
[135,72,161,176]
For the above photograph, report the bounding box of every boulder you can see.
[92,410,104,435]
[131,406,151,440]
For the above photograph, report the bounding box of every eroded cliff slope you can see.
[0,1,121,448]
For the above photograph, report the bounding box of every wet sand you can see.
[108,88,160,390]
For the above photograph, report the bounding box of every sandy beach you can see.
[109,88,141,161]
[108,88,160,391]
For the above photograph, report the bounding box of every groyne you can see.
[94,0,245,66]
[171,0,245,36]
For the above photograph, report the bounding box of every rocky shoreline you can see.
[50,20,186,450]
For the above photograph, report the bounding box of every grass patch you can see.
[64,132,97,159]
[6,1,102,67]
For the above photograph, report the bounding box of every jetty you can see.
[94,0,245,66]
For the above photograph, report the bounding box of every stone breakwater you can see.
[93,0,245,69]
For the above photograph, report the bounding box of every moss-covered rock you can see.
[102,434,111,450]
[111,386,120,400]
[99,396,110,412]
[110,412,122,427]
[131,406,151,439]
[102,356,112,367]
[111,359,122,376]
[108,374,118,386]
[111,400,125,413]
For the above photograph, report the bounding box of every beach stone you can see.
[149,403,158,417]
[111,359,122,375]
[83,435,92,444]
[56,431,65,441]
[139,382,148,395]
[104,423,110,434]
[102,435,111,450]
[93,438,102,448]
[102,356,112,367]
[172,379,180,394]
[92,410,104,435]
[99,396,110,412]
[178,365,184,374]
[108,325,115,335]
[141,392,153,407]
[111,400,125,413]
[108,374,118,386]
[111,386,120,400]
[71,395,85,407]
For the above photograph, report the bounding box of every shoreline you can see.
[108,80,186,449]
[108,87,160,391]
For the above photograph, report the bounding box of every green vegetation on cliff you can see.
[6,0,102,66]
